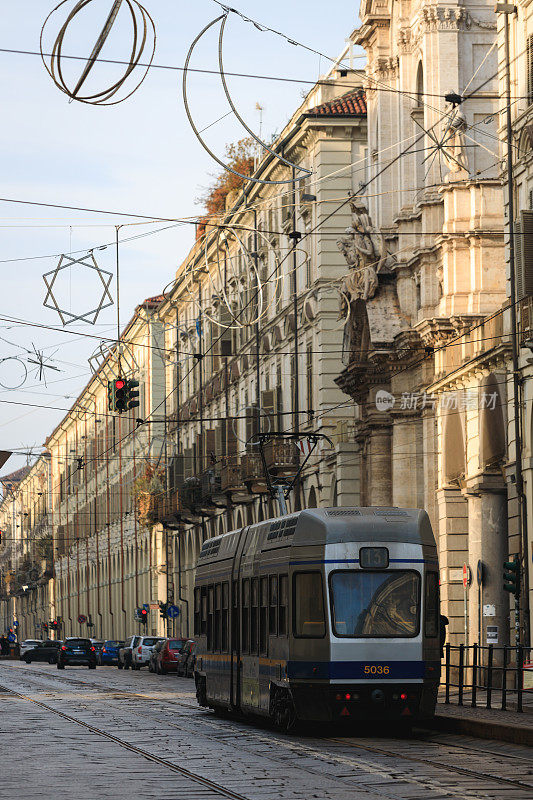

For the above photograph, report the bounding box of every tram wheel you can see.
[271,691,297,733]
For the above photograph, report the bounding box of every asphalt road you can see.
[1,661,532,800]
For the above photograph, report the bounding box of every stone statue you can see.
[442,107,469,177]
[337,199,392,363]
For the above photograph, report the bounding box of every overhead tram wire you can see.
[2,75,509,493]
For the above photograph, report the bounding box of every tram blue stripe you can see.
[287,660,427,680]
[288,558,434,566]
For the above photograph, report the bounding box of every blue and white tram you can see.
[193,507,441,728]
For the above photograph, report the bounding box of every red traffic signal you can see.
[140,607,148,624]
[115,379,125,390]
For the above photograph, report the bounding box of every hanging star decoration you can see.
[43,252,114,326]
[27,343,62,386]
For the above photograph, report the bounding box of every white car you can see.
[19,639,42,658]
[131,636,166,669]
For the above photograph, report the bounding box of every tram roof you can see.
[198,507,435,561]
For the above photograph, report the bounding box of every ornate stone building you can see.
[337,1,515,646]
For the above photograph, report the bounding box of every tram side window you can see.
[200,586,207,635]
[214,584,221,651]
[194,588,200,636]
[294,572,326,638]
[207,586,214,651]
[279,574,289,636]
[251,577,259,653]
[232,580,238,651]
[269,575,278,635]
[425,572,439,637]
[222,582,229,652]
[242,578,250,652]
[259,577,268,654]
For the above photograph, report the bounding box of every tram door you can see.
[230,527,248,710]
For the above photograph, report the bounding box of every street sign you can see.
[7,633,15,643]
[166,605,180,619]
[462,563,471,588]
[13,620,19,628]
[77,614,87,624]
[476,560,484,586]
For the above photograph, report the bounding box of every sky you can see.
[0,1,363,477]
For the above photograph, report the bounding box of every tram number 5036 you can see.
[364,665,390,675]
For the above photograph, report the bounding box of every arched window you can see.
[308,486,317,508]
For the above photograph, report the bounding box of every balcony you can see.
[218,460,246,492]
[241,453,268,492]
[263,440,299,476]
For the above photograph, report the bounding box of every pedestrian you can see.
[0,635,9,656]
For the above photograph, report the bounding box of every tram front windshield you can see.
[330,571,420,638]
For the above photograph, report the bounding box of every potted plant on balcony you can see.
[133,464,164,527]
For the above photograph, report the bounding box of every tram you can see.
[193,507,441,729]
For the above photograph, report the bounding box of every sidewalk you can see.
[424,692,533,746]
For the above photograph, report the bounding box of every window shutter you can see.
[215,421,226,458]
[528,36,533,105]
[516,211,533,299]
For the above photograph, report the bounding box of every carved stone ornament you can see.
[337,199,396,363]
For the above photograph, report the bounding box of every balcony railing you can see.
[218,460,246,492]
[263,440,299,475]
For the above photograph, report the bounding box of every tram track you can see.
[0,680,249,800]
[2,664,533,799]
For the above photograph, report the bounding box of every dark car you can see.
[23,640,62,665]
[57,638,97,669]
[153,638,187,675]
[98,640,124,666]
[176,640,196,677]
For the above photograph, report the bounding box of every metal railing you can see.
[443,643,532,712]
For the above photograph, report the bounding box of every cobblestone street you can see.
[2,662,532,800]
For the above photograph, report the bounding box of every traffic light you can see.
[140,607,148,625]
[108,378,127,412]
[126,379,140,410]
[503,556,521,597]
[159,601,168,619]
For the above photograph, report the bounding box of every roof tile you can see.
[306,89,367,118]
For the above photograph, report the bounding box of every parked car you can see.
[153,638,188,674]
[98,640,124,666]
[131,636,166,669]
[57,637,97,669]
[148,639,165,673]
[118,636,140,670]
[90,639,105,660]
[22,640,61,664]
[19,639,42,658]
[176,640,196,677]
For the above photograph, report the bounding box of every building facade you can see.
[151,72,368,636]
[0,298,170,642]
[336,0,521,648]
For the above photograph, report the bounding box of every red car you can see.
[152,638,188,674]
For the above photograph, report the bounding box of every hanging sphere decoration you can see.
[40,0,156,106]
